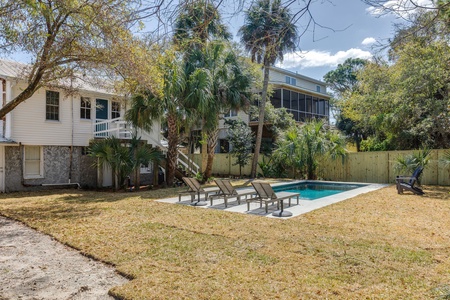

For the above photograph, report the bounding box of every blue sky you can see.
[8,0,433,82]
[224,0,400,81]
[223,0,434,81]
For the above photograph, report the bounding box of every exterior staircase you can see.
[93,118,200,178]
[150,137,200,178]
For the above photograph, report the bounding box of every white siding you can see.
[138,121,162,147]
[8,83,127,146]
[73,94,96,146]
[269,70,288,84]
[268,68,328,97]
[218,110,249,129]
[10,83,74,145]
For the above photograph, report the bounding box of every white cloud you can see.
[362,37,377,45]
[366,0,435,17]
[276,48,372,69]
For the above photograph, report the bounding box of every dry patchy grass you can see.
[0,184,449,299]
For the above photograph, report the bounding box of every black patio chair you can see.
[396,167,425,195]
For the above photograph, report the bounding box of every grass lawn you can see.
[0,183,449,299]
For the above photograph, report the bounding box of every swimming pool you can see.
[273,181,368,200]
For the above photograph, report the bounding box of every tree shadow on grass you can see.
[421,185,450,201]
[0,188,143,203]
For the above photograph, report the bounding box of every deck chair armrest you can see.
[396,176,415,183]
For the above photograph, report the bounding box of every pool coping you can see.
[268,180,388,218]
[156,180,388,219]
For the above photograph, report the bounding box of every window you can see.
[81,147,90,156]
[46,91,59,120]
[80,97,91,119]
[111,101,120,119]
[224,109,238,118]
[291,92,299,110]
[215,139,229,153]
[140,163,152,174]
[24,146,43,179]
[299,93,306,111]
[285,76,296,86]
[318,99,325,115]
[271,89,282,108]
[283,89,290,109]
[316,85,321,93]
[313,97,318,114]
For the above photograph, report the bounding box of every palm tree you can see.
[273,120,346,180]
[394,149,431,176]
[173,0,246,182]
[89,135,161,191]
[184,41,253,181]
[239,0,298,178]
[125,51,187,187]
[272,126,303,178]
[173,0,231,49]
[89,136,133,191]
[441,150,450,167]
[128,135,162,191]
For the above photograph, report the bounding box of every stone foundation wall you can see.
[5,145,98,192]
[5,146,22,193]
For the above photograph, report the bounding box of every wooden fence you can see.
[191,149,450,186]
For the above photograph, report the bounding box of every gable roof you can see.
[0,59,116,96]
[0,59,30,79]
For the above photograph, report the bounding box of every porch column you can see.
[5,80,11,139]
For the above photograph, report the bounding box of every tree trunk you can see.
[250,65,270,178]
[166,113,179,187]
[203,127,219,182]
[153,161,159,188]
[134,165,140,191]
[97,158,103,189]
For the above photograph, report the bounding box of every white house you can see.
[214,66,331,153]
[0,59,162,192]
[263,66,330,122]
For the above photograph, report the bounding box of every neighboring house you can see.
[0,59,162,192]
[214,66,331,153]
[262,66,330,122]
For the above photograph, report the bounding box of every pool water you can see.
[273,182,367,200]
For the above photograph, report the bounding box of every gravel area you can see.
[0,216,128,300]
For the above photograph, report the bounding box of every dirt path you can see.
[0,216,128,300]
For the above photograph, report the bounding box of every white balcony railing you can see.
[94,118,132,139]
[93,118,199,175]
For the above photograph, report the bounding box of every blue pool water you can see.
[273,182,367,200]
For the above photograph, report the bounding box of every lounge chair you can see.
[248,182,300,216]
[396,167,425,195]
[208,179,256,207]
[179,177,220,205]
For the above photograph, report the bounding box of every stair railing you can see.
[146,135,199,176]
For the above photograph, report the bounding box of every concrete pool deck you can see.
[156,181,388,219]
